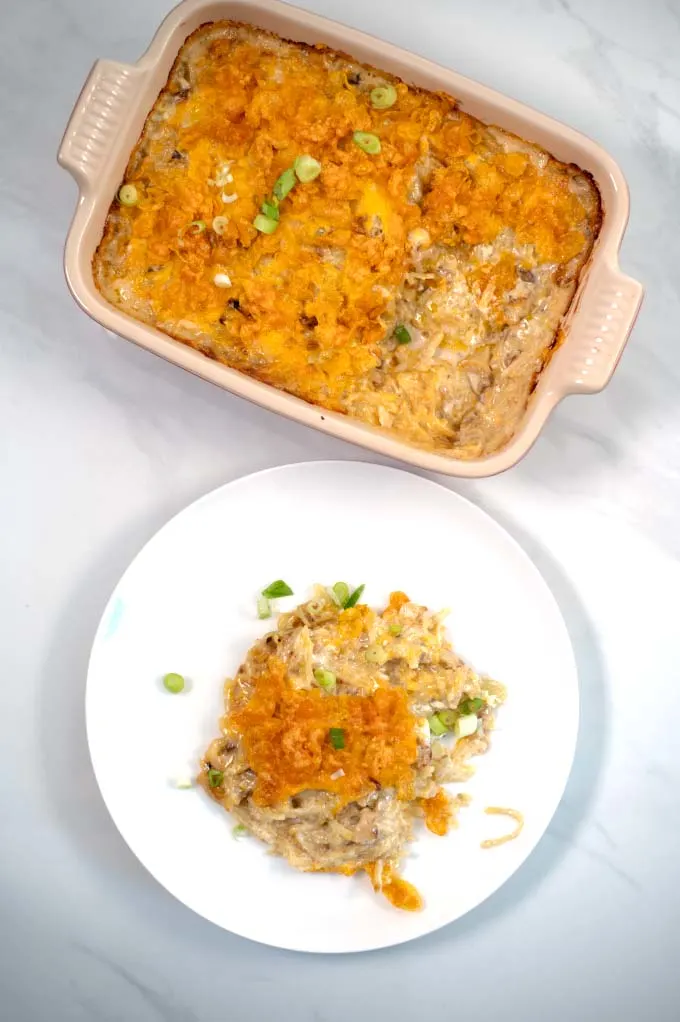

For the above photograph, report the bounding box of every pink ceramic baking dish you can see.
[58,0,643,477]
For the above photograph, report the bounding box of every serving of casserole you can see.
[59,0,643,475]
[200,583,509,913]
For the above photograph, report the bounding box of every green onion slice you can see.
[388,623,402,636]
[428,714,448,737]
[314,667,336,691]
[212,215,229,235]
[437,709,458,729]
[253,213,278,234]
[364,645,386,665]
[273,167,297,200]
[353,131,381,155]
[261,199,280,221]
[179,220,208,244]
[329,727,345,750]
[294,154,322,182]
[262,580,294,599]
[332,581,350,607]
[459,697,485,715]
[370,85,397,109]
[257,595,271,619]
[454,713,479,739]
[207,768,224,788]
[162,672,185,694]
[232,824,248,838]
[394,324,411,345]
[117,183,139,206]
[343,583,365,609]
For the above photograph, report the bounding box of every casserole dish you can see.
[59,0,643,477]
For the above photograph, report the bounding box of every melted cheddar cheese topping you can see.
[228,656,418,809]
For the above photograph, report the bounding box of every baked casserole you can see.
[94,21,601,458]
[199,585,508,911]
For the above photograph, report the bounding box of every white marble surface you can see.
[2,0,679,1018]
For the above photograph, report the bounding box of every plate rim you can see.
[85,460,579,952]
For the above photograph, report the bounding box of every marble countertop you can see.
[2,0,679,1018]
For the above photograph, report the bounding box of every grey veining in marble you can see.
[1,0,679,1019]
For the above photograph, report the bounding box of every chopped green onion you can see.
[117,183,139,206]
[294,154,322,182]
[365,644,387,665]
[459,697,485,715]
[343,583,365,609]
[261,199,280,221]
[163,672,185,694]
[232,824,248,838]
[207,768,224,788]
[388,623,402,636]
[370,85,397,109]
[262,580,294,599]
[178,219,206,241]
[394,324,411,345]
[437,709,458,728]
[253,213,278,234]
[454,714,479,739]
[428,714,448,737]
[329,727,345,750]
[332,581,350,607]
[314,667,336,691]
[273,167,297,200]
[353,131,381,155]
[214,163,234,186]
[330,580,365,609]
[257,595,271,619]
[212,215,229,235]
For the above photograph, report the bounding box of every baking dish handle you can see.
[568,261,642,392]
[565,263,644,394]
[58,59,143,190]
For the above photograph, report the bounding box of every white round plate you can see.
[87,461,578,952]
